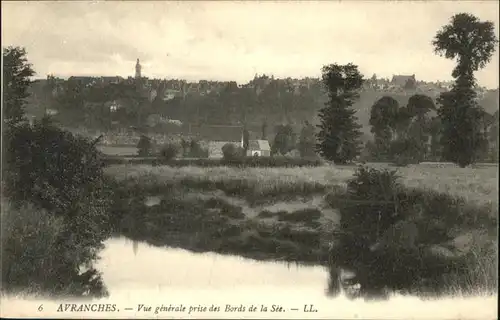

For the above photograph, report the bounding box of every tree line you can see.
[315,13,498,167]
[38,73,322,131]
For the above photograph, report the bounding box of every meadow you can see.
[105,163,498,209]
[104,163,498,297]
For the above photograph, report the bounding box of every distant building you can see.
[391,74,417,89]
[100,76,124,85]
[162,89,181,101]
[246,140,271,157]
[187,83,200,94]
[68,76,93,82]
[68,76,96,87]
[107,100,120,112]
[67,76,123,87]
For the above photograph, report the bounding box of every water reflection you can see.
[1,237,496,319]
[132,240,138,256]
[99,237,329,293]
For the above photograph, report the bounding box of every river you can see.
[1,237,497,319]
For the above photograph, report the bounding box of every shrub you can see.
[390,138,421,166]
[159,143,179,160]
[327,165,498,299]
[137,135,152,156]
[2,118,112,298]
[180,138,190,157]
[222,143,244,161]
[298,121,317,158]
[335,166,407,244]
[2,201,63,295]
[1,201,108,298]
[188,140,209,158]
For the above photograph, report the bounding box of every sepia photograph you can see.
[1,1,498,319]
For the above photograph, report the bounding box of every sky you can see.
[2,1,499,88]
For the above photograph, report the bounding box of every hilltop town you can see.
[25,58,499,149]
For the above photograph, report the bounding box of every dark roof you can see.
[101,76,124,82]
[192,125,243,142]
[391,75,416,86]
[248,140,260,150]
[68,76,123,82]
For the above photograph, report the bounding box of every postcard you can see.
[1,1,498,319]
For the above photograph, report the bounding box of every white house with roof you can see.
[246,140,271,157]
[202,125,271,159]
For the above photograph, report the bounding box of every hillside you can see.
[24,79,498,142]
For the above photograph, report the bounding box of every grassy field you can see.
[106,163,497,208]
[104,163,498,298]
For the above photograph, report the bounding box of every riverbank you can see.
[106,164,353,266]
[105,164,498,297]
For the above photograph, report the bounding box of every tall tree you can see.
[2,47,35,128]
[242,127,250,153]
[298,120,317,158]
[407,94,436,118]
[433,13,498,167]
[2,47,35,176]
[261,119,268,140]
[405,94,436,161]
[316,63,363,163]
[272,124,296,155]
[429,116,443,161]
[369,96,400,160]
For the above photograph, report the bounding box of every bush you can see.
[137,135,152,156]
[327,165,498,298]
[159,143,179,160]
[2,201,62,295]
[389,138,421,166]
[337,166,407,242]
[188,140,209,158]
[222,143,244,161]
[1,201,108,298]
[2,118,112,298]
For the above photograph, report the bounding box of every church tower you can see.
[135,58,142,79]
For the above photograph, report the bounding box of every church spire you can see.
[135,58,142,79]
